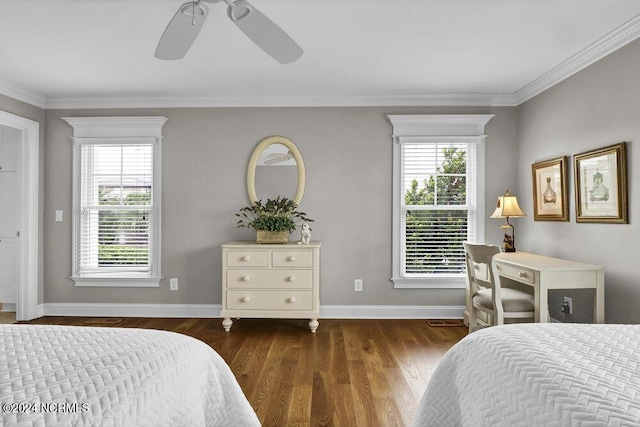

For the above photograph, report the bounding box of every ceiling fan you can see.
[264,149,294,165]
[155,0,303,64]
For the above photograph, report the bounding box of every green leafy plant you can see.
[236,196,314,233]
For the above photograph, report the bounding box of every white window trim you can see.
[63,116,167,287]
[387,115,493,289]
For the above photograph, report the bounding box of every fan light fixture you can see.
[491,190,526,252]
[180,3,207,18]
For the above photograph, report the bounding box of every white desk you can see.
[492,252,604,323]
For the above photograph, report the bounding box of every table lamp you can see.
[491,190,526,252]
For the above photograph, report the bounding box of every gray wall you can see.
[44,106,516,307]
[516,38,640,324]
[0,94,46,303]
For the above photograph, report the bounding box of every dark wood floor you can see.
[0,311,15,324]
[22,317,467,427]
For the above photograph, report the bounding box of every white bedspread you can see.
[0,324,260,426]
[413,324,640,426]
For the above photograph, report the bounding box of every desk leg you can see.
[539,285,550,323]
[533,286,541,323]
[595,270,605,323]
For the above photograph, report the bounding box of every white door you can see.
[0,125,19,309]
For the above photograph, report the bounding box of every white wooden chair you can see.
[464,242,535,333]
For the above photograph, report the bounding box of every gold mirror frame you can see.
[247,136,306,206]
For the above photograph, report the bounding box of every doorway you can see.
[0,110,39,321]
[0,124,19,321]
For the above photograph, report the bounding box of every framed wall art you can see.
[531,156,569,221]
[574,142,628,223]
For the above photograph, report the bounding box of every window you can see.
[64,117,167,287]
[388,115,493,288]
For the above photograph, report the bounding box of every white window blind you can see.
[78,143,154,275]
[401,141,477,277]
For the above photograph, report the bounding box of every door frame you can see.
[0,110,39,321]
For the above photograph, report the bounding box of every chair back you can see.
[463,242,501,293]
[464,242,534,331]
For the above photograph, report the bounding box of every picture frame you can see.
[574,142,628,223]
[531,156,569,221]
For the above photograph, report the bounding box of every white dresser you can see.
[221,241,321,333]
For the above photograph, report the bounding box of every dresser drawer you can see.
[494,262,536,284]
[272,250,314,268]
[226,250,268,267]
[226,269,313,289]
[227,290,313,310]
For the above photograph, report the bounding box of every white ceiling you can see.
[1,0,640,109]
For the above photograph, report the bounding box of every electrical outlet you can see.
[563,296,573,314]
[170,278,178,291]
[354,279,363,292]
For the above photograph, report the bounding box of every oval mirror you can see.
[247,136,305,206]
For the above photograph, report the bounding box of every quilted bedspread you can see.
[413,323,640,427]
[0,324,260,426]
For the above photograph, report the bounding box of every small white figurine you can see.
[298,222,311,245]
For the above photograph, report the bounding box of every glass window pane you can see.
[405,177,435,205]
[404,210,468,275]
[122,188,152,206]
[78,142,154,274]
[436,176,466,205]
[403,143,437,205]
[79,208,150,270]
[439,146,466,174]
[403,143,467,207]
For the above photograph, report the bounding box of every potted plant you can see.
[236,196,314,244]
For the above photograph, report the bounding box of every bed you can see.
[0,324,260,426]
[413,323,640,426]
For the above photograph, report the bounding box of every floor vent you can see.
[84,318,124,325]
[426,319,464,327]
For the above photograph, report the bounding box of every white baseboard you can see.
[1,303,16,313]
[41,303,464,319]
[43,303,222,318]
[320,304,464,319]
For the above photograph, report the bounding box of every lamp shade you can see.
[491,190,526,218]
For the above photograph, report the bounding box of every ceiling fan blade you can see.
[227,0,303,64]
[155,2,209,60]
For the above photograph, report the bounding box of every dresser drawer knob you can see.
[288,297,296,303]
[287,275,296,282]
[519,271,528,278]
[242,275,250,282]
[241,255,251,262]
[288,256,296,262]
[242,296,250,303]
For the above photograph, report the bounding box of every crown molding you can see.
[44,93,517,109]
[515,13,640,105]
[0,78,46,109]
